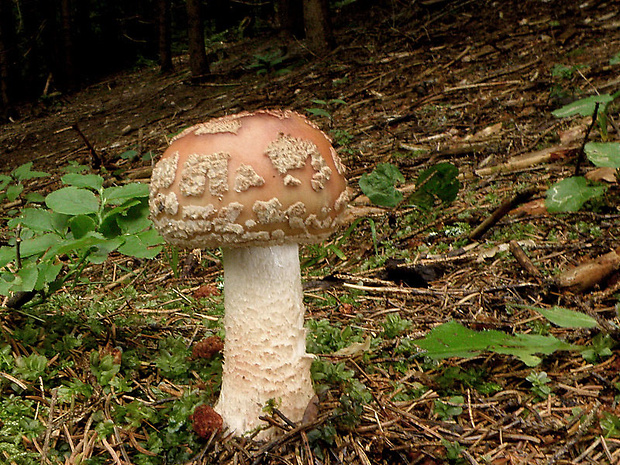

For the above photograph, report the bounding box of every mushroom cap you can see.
[149,110,349,249]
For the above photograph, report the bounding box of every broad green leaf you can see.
[103,183,149,204]
[0,174,11,190]
[585,142,620,168]
[551,94,614,118]
[20,233,63,258]
[87,237,124,264]
[0,246,15,268]
[116,202,151,235]
[117,230,164,259]
[6,183,24,202]
[46,187,99,215]
[532,306,598,328]
[15,208,57,233]
[611,52,620,66]
[35,261,62,291]
[23,192,46,203]
[415,320,578,367]
[61,173,104,191]
[12,264,39,292]
[51,232,109,256]
[68,215,98,239]
[11,162,49,181]
[407,163,460,209]
[359,163,405,207]
[545,177,607,212]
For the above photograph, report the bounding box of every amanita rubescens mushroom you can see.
[149,110,348,437]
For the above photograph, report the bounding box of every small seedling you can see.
[305,98,346,119]
[526,371,552,400]
[434,395,464,421]
[359,162,460,209]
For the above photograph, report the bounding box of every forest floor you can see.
[1,0,620,464]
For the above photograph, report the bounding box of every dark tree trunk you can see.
[302,0,333,55]
[60,0,76,90]
[276,0,304,38]
[0,0,14,119]
[158,0,173,72]
[186,0,209,80]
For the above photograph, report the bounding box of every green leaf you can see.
[13,264,39,292]
[415,321,578,367]
[23,192,46,203]
[611,52,620,66]
[407,163,460,209]
[103,183,149,204]
[117,229,164,259]
[61,173,104,191]
[16,208,57,233]
[20,233,63,258]
[359,163,405,207]
[585,142,620,168]
[532,306,598,328]
[46,187,100,215]
[116,202,151,235]
[6,183,24,202]
[68,215,98,239]
[0,246,15,268]
[120,149,139,160]
[551,94,614,118]
[11,162,49,181]
[545,177,607,212]
[306,108,332,118]
[35,261,62,291]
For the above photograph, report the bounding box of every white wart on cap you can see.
[149,110,348,249]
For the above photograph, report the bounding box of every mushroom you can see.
[149,110,349,437]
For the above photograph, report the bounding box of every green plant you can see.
[581,333,615,362]
[0,172,163,305]
[248,48,291,76]
[546,92,620,212]
[415,320,578,367]
[305,98,346,119]
[549,63,586,104]
[0,162,49,206]
[382,314,412,338]
[526,371,552,400]
[311,359,372,427]
[359,162,460,209]
[434,395,464,421]
[441,438,466,464]
[307,319,366,354]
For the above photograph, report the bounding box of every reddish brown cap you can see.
[149,110,349,249]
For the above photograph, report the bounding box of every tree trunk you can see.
[276,0,304,38]
[0,0,13,119]
[186,0,209,80]
[60,0,76,90]
[302,0,333,55]
[158,0,173,72]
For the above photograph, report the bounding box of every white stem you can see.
[215,244,315,437]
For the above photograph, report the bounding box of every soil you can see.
[1,0,620,463]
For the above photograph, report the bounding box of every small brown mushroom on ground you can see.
[192,335,224,360]
[191,404,223,439]
[149,110,349,438]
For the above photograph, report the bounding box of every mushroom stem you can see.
[216,244,315,437]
